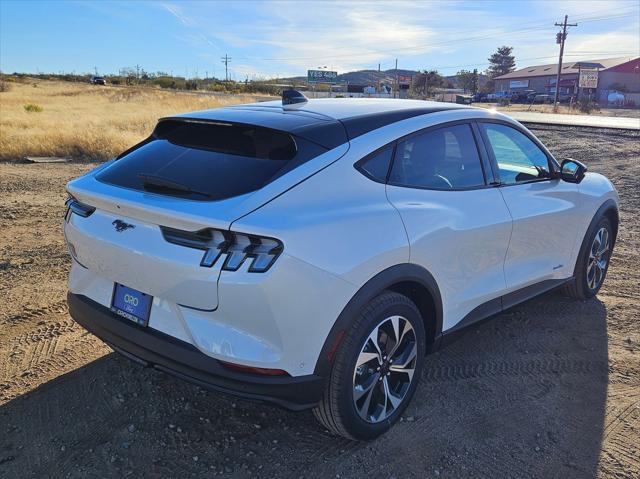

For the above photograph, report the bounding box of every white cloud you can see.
[157,0,639,78]
[161,2,196,27]
[205,1,443,74]
[569,30,640,57]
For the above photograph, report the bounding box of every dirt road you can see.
[0,126,638,478]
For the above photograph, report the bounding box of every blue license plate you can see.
[111,283,153,326]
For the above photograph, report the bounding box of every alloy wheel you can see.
[587,227,610,290]
[352,315,417,423]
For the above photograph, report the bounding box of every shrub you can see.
[0,80,10,92]
[207,83,227,92]
[577,98,599,114]
[154,76,178,89]
[24,103,44,113]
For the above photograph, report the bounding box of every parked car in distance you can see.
[472,92,488,102]
[90,76,106,85]
[510,89,537,103]
[487,91,510,101]
[531,93,553,104]
[557,93,575,104]
[64,93,619,440]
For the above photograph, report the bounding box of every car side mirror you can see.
[560,159,587,184]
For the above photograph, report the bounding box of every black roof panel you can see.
[168,98,471,149]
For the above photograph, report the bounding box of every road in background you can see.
[514,111,640,129]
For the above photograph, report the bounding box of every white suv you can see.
[65,93,618,439]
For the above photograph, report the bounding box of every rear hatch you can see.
[65,113,348,310]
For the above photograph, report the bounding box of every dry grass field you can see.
[0,79,267,162]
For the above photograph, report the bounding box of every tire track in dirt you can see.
[420,356,606,384]
[1,299,68,327]
[1,318,76,377]
[602,398,640,469]
[0,316,107,402]
[600,402,640,476]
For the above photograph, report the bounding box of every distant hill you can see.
[282,69,418,85]
[281,68,489,89]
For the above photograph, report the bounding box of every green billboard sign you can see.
[307,69,338,84]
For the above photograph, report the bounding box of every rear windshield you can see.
[96,119,327,201]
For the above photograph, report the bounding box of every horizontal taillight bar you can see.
[160,226,283,273]
[65,197,96,218]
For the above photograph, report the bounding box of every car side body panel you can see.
[499,179,582,290]
[386,185,512,331]
[222,140,409,375]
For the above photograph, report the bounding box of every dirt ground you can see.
[0,125,638,478]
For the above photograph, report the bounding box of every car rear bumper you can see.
[67,292,325,411]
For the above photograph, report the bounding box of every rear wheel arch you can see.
[314,263,442,378]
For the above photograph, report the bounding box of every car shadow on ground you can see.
[0,292,608,479]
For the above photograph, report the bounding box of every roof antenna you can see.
[282,89,308,107]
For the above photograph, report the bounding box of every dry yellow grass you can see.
[0,79,269,161]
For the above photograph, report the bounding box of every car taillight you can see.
[65,197,96,220]
[161,226,283,273]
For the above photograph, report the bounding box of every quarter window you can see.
[357,145,394,182]
[480,123,551,185]
[389,124,485,189]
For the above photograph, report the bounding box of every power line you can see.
[231,9,638,63]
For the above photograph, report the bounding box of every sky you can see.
[1,0,638,79]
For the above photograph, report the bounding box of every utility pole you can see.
[553,15,577,107]
[221,54,231,82]
[472,68,478,94]
[394,58,398,98]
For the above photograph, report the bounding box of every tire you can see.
[563,216,613,300]
[313,291,426,440]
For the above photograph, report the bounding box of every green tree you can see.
[456,69,479,93]
[412,70,445,97]
[486,46,516,78]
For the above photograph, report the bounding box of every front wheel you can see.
[564,216,613,299]
[313,291,426,440]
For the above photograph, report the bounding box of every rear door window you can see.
[389,124,486,189]
[97,120,327,201]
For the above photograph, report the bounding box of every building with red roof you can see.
[494,56,639,106]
